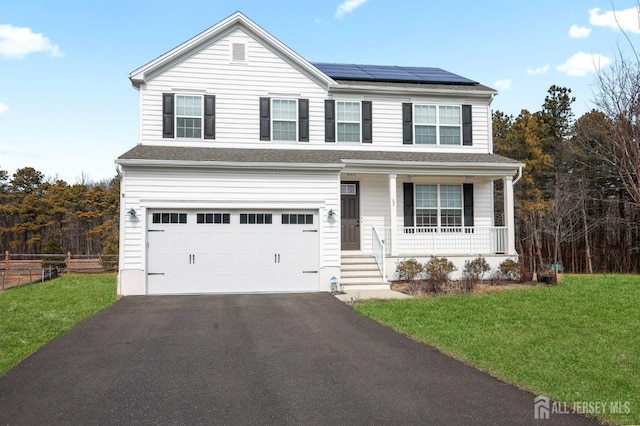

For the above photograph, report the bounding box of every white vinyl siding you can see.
[120,167,339,271]
[140,29,328,146]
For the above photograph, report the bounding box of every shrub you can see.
[424,257,457,293]
[395,258,424,281]
[463,256,490,282]
[499,258,520,281]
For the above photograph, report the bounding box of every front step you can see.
[340,254,389,290]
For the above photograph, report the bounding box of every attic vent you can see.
[232,43,246,62]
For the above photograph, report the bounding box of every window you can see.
[414,105,461,145]
[337,101,360,142]
[272,99,297,141]
[196,213,230,224]
[176,95,202,138]
[340,183,357,195]
[240,213,272,224]
[152,213,187,224]
[282,214,313,225]
[415,184,462,229]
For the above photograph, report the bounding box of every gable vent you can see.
[232,43,246,62]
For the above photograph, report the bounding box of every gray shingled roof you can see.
[117,145,521,167]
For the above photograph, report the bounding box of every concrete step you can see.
[341,269,382,278]
[340,276,386,285]
[340,254,388,290]
[340,256,378,266]
[341,283,390,291]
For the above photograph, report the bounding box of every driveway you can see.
[0,294,595,425]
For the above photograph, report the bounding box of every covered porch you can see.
[339,158,523,282]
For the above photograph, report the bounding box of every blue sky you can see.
[1,0,639,182]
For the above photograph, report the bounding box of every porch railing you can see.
[371,226,386,280]
[383,226,507,255]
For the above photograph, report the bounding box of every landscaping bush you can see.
[395,258,424,281]
[463,256,490,282]
[424,257,457,293]
[498,258,520,281]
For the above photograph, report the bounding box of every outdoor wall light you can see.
[128,208,137,218]
[327,209,336,220]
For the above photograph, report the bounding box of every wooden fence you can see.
[1,251,118,290]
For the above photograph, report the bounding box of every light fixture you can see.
[327,209,336,220]
[128,208,137,218]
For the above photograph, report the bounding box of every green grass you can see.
[0,274,117,377]
[355,275,640,425]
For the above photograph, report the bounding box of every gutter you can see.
[115,158,345,171]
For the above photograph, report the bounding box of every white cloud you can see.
[589,7,640,33]
[557,52,611,76]
[526,65,550,75]
[0,101,7,114]
[569,25,591,38]
[494,79,512,90]
[0,24,63,59]
[335,0,368,19]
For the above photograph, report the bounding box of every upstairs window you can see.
[162,93,215,140]
[414,105,461,145]
[260,97,309,142]
[176,95,202,138]
[403,103,471,146]
[272,99,297,141]
[337,101,361,142]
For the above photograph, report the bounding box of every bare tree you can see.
[588,3,640,208]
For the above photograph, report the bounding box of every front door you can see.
[341,182,360,250]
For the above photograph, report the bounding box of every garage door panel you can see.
[147,210,319,294]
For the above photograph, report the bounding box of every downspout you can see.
[512,165,523,185]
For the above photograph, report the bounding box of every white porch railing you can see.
[371,226,386,280]
[384,226,507,255]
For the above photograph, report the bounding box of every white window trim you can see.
[175,94,204,140]
[415,184,463,229]
[336,100,362,143]
[413,104,462,146]
[271,98,298,142]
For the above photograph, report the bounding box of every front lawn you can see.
[0,274,117,377]
[355,275,640,425]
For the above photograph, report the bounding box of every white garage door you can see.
[146,210,319,294]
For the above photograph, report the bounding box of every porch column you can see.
[389,174,398,256]
[503,175,516,255]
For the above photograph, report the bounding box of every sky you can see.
[1,0,639,183]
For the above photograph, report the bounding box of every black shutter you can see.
[402,103,413,144]
[162,93,174,138]
[298,99,309,142]
[403,183,414,227]
[325,100,335,142]
[259,97,270,141]
[463,183,474,227]
[362,100,372,143]
[204,95,215,140]
[462,104,472,146]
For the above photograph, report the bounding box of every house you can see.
[115,12,523,295]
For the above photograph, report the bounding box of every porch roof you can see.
[117,145,523,175]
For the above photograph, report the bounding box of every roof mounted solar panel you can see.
[313,63,478,85]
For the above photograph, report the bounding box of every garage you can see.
[146,210,319,294]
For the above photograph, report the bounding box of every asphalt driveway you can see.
[0,294,596,425]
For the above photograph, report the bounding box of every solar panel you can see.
[313,63,478,85]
